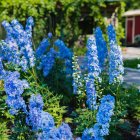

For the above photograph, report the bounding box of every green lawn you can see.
[124,58,140,69]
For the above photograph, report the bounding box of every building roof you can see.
[123,9,140,17]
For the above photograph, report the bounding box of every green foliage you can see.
[43,94,69,126]
[106,85,140,139]
[134,35,140,44]
[134,106,140,120]
[9,112,35,140]
[45,59,73,102]
[125,0,140,10]
[124,86,140,120]
[124,58,140,69]
[0,82,14,122]
[73,45,87,56]
[72,108,96,136]
[0,122,9,140]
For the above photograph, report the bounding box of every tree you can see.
[0,0,125,48]
[125,0,140,10]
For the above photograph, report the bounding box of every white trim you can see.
[125,18,127,42]
[133,17,135,43]
[126,17,135,43]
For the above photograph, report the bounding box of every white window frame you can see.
[126,17,135,43]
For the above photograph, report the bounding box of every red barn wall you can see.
[135,16,140,36]
[127,19,133,43]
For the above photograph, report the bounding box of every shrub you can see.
[134,34,140,44]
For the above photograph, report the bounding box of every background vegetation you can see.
[0,0,125,55]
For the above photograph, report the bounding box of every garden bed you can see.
[0,17,139,140]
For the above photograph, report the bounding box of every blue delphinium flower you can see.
[27,94,55,132]
[107,24,124,84]
[48,32,53,39]
[36,37,73,77]
[86,79,97,110]
[6,96,27,115]
[25,16,34,38]
[28,95,54,132]
[76,137,82,140]
[1,17,35,71]
[2,20,23,68]
[4,71,29,115]
[2,20,15,39]
[27,94,74,140]
[38,122,73,140]
[95,27,108,70]
[0,23,21,66]
[54,39,72,60]
[56,122,73,140]
[1,40,21,64]
[36,38,50,58]
[36,36,58,77]
[11,19,24,35]
[82,128,95,140]
[49,123,73,140]
[96,95,115,124]
[38,48,57,77]
[82,95,115,140]
[86,36,101,80]
[54,39,73,74]
[11,18,35,68]
[26,107,42,131]
[29,94,44,110]
[93,95,115,139]
[86,36,101,110]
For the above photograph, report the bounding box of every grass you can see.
[123,58,140,69]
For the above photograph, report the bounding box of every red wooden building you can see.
[124,9,140,44]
